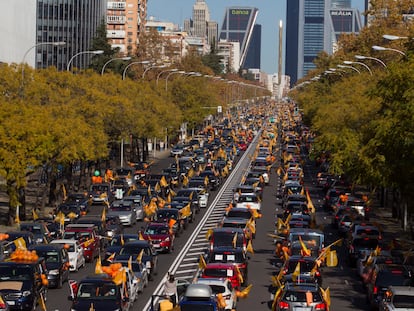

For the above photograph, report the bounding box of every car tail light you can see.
[373,286,378,294]
[278,301,289,310]
[0,300,6,309]
[315,302,326,310]
[315,270,320,277]
[223,294,231,299]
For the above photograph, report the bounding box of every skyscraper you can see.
[244,24,261,69]
[285,0,330,86]
[220,7,259,69]
[193,0,210,37]
[0,0,106,71]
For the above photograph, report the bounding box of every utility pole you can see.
[278,20,283,93]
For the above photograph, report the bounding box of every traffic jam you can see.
[0,98,413,311]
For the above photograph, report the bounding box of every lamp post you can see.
[142,64,166,79]
[122,60,150,80]
[156,68,178,86]
[67,50,104,72]
[372,45,406,57]
[21,41,66,84]
[343,61,372,75]
[101,57,131,75]
[337,64,361,74]
[165,71,186,91]
[383,34,409,40]
[354,55,387,68]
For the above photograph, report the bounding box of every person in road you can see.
[163,272,178,306]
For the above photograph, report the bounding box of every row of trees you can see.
[290,0,414,228]
[0,60,267,215]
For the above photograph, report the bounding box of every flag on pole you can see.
[95,255,103,274]
[128,256,132,272]
[101,207,106,223]
[292,262,300,282]
[246,240,254,254]
[13,237,26,249]
[137,249,144,263]
[32,209,39,221]
[299,236,311,256]
[160,176,168,188]
[232,233,238,248]
[106,253,116,264]
[198,254,207,270]
[15,205,20,225]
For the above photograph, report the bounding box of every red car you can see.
[62,224,101,262]
[238,142,248,151]
[141,222,174,253]
[201,263,243,289]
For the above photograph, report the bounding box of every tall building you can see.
[0,0,106,71]
[183,0,218,48]
[285,0,331,86]
[219,7,259,69]
[107,0,148,54]
[244,24,261,69]
[329,6,362,53]
[217,40,240,73]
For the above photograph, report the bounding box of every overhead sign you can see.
[330,10,352,16]
[231,9,250,15]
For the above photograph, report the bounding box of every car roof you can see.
[29,243,64,251]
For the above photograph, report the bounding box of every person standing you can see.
[163,272,178,306]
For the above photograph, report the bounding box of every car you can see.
[58,192,90,216]
[50,239,86,272]
[104,234,140,264]
[235,194,261,211]
[0,257,48,311]
[224,207,254,220]
[29,243,70,288]
[104,215,123,239]
[206,247,249,283]
[75,215,107,238]
[68,274,130,311]
[168,200,195,225]
[173,193,200,215]
[62,224,101,262]
[220,217,254,240]
[280,255,322,286]
[88,183,113,205]
[118,241,158,280]
[195,278,237,310]
[122,195,145,221]
[154,208,184,236]
[347,222,382,242]
[112,259,149,295]
[208,228,247,253]
[179,283,220,311]
[141,222,174,253]
[273,282,328,311]
[4,232,34,251]
[345,196,370,219]
[107,200,137,226]
[19,222,51,244]
[170,143,187,157]
[379,285,414,310]
[288,213,311,229]
[287,228,325,255]
[347,235,380,267]
[176,188,209,210]
[367,263,414,309]
[199,170,221,191]
[200,263,243,289]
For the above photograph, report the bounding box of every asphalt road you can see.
[44,145,376,311]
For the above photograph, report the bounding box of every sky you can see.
[147,0,365,75]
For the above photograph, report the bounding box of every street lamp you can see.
[354,55,387,68]
[67,50,104,72]
[165,70,186,91]
[122,60,151,80]
[21,41,66,83]
[372,45,406,57]
[343,60,372,75]
[337,64,361,74]
[156,68,178,86]
[142,64,166,79]
[383,34,409,41]
[101,57,131,75]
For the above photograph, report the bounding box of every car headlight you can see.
[36,238,43,243]
[49,269,60,275]
[106,231,114,237]
[22,291,31,297]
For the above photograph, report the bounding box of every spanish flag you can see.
[292,262,300,283]
[95,255,103,274]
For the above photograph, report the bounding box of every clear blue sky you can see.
[147,0,365,75]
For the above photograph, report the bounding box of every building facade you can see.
[243,24,261,69]
[0,0,106,71]
[219,7,259,69]
[217,40,240,73]
[107,0,148,55]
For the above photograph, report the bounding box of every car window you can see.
[283,290,322,302]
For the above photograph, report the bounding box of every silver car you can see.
[108,200,136,226]
[274,283,328,311]
[122,195,144,221]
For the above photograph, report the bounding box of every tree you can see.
[202,44,223,75]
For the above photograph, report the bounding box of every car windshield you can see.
[290,235,322,247]
[353,238,378,249]
[181,305,215,311]
[20,225,42,235]
[393,295,414,308]
[157,211,178,220]
[77,283,118,299]
[120,246,144,256]
[377,271,414,287]
[238,196,258,203]
[110,236,138,246]
[287,260,315,273]
[0,266,32,281]
[203,268,232,278]
[36,250,60,263]
[227,210,251,218]
[210,252,244,263]
[282,290,322,302]
[145,226,169,235]
[63,231,91,241]
[356,229,379,236]
[213,232,244,248]
[208,285,226,294]
[110,205,132,211]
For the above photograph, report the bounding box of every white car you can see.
[50,239,85,272]
[195,278,237,310]
[236,193,261,211]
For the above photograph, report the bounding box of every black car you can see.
[117,241,158,280]
[19,222,51,244]
[6,231,35,251]
[154,208,183,235]
[58,193,90,215]
[103,234,139,265]
[0,258,48,311]
[199,170,221,191]
[29,243,70,288]
[68,274,130,311]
